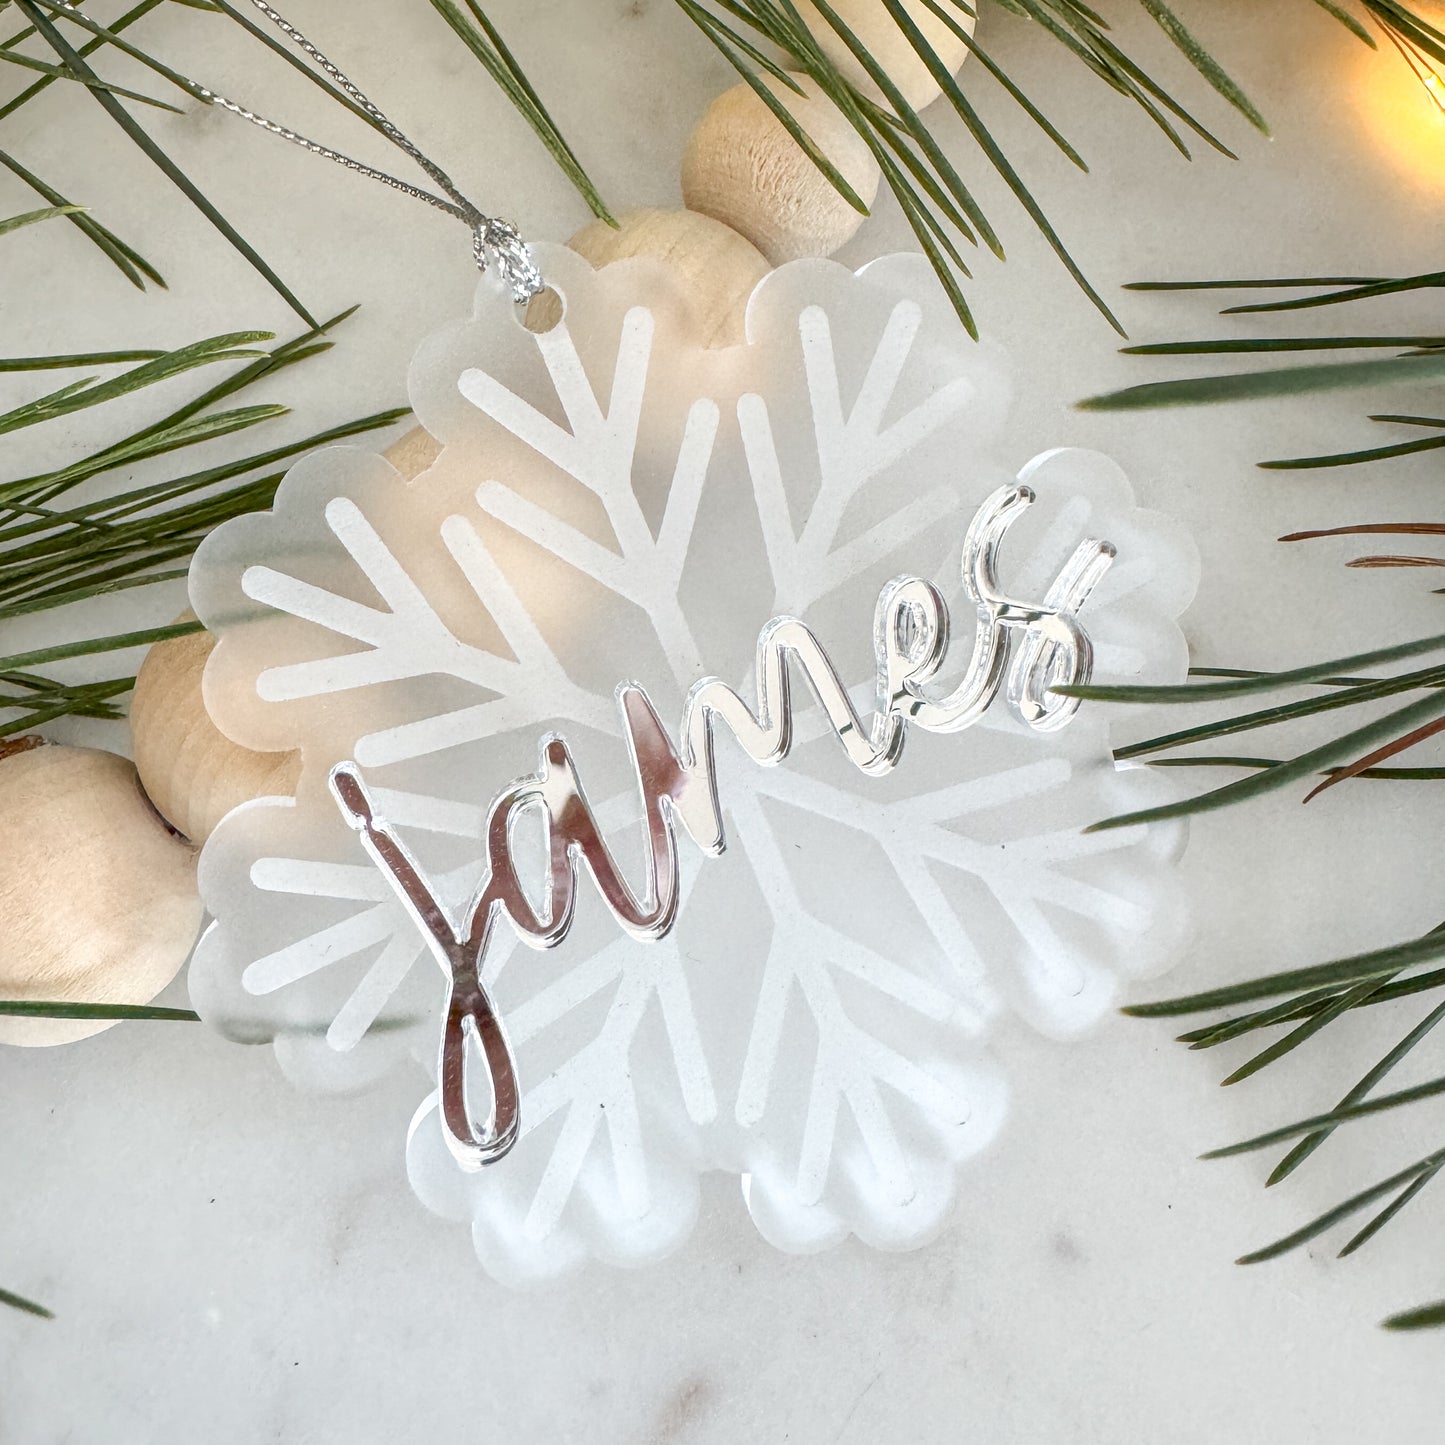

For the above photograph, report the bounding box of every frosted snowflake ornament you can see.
[189,245,1196,1281]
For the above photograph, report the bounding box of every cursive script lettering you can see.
[330,484,1114,1170]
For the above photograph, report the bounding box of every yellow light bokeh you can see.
[1353,43,1445,191]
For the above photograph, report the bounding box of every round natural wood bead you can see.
[131,614,301,846]
[381,423,442,480]
[794,0,973,110]
[562,207,771,346]
[682,75,880,265]
[130,429,438,846]
[0,742,202,1046]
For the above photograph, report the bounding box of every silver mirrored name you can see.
[329,484,1114,1170]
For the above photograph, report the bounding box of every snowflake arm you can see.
[461,309,720,686]
[727,787,978,1209]
[796,299,975,569]
[739,299,972,616]
[240,493,612,765]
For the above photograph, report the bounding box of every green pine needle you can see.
[1311,0,1376,45]
[1382,1300,1445,1331]
[1205,1083,1445,1161]
[1108,661,1445,761]
[1149,755,1445,781]
[1059,630,1445,705]
[0,332,273,438]
[1121,335,1445,355]
[0,39,184,109]
[0,146,164,289]
[1088,687,1445,831]
[1079,352,1445,411]
[1218,976,1393,1087]
[0,202,87,235]
[1261,431,1445,470]
[1337,1164,1440,1256]
[0,0,170,123]
[429,0,615,224]
[1222,269,1445,315]
[1124,276,1385,290]
[0,350,167,371]
[0,1000,199,1020]
[1232,1150,1445,1265]
[1269,998,1445,1186]
[1125,929,1445,1018]
[1138,0,1269,134]
[0,1286,53,1320]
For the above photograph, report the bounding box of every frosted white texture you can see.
[188,247,1197,1280]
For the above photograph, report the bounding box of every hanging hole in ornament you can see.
[522,285,565,335]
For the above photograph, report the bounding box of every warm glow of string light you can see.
[1386,21,1445,116]
[1352,26,1445,190]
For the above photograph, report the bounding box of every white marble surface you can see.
[3,2,1445,1439]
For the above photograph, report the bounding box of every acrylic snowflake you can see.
[189,246,1196,1281]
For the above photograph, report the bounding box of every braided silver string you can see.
[44,0,542,300]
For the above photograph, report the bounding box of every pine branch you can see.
[0,309,409,730]
[14,0,318,324]
[1105,172,1445,1322]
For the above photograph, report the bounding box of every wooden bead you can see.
[682,74,880,265]
[0,742,202,1046]
[793,0,973,111]
[130,429,436,845]
[131,613,301,845]
[380,423,441,480]
[563,207,771,346]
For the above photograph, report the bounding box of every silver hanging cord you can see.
[50,0,543,300]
